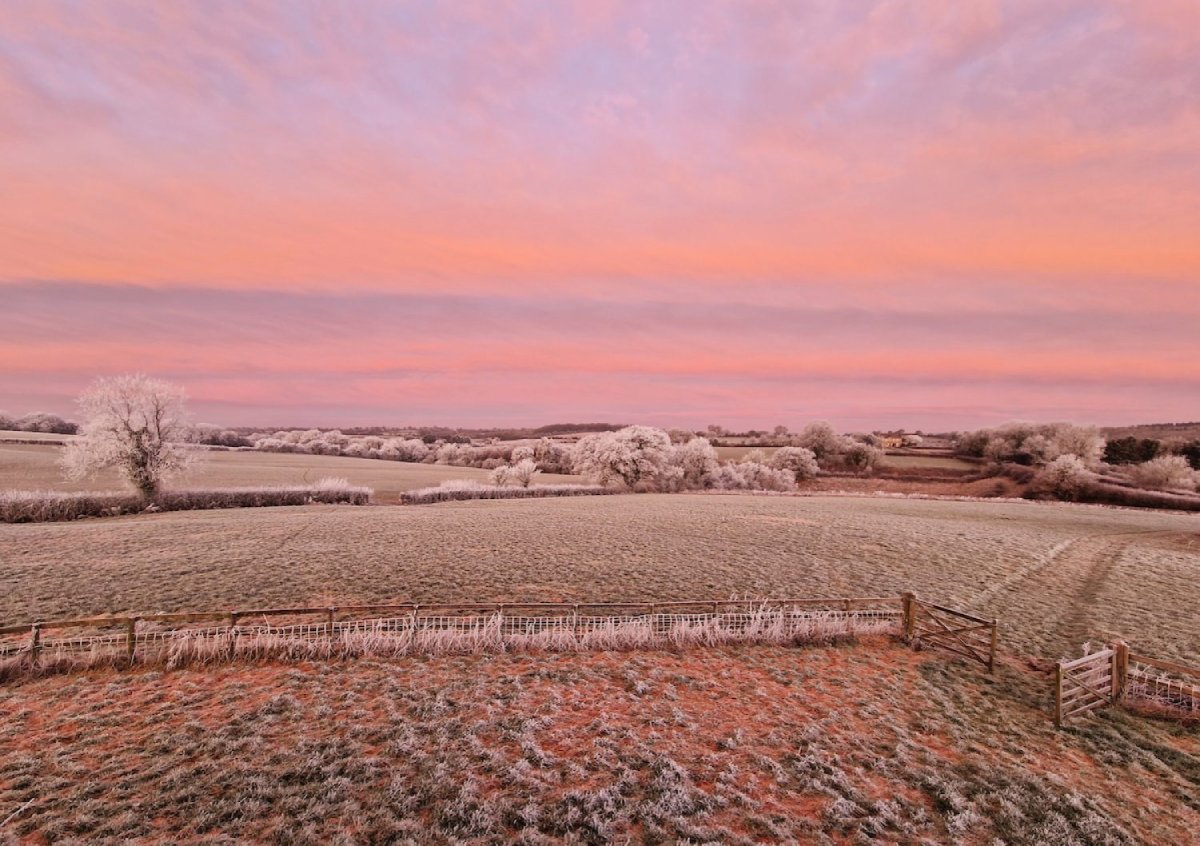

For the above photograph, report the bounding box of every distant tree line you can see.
[0,411,78,434]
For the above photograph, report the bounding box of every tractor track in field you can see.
[972,529,1182,659]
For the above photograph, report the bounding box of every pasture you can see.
[4,642,1198,844]
[0,441,581,504]
[3,484,1199,843]
[2,494,1197,666]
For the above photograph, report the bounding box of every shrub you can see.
[768,446,820,481]
[489,459,540,488]
[956,422,1105,468]
[0,479,372,523]
[841,442,884,472]
[1031,454,1093,501]
[400,480,613,505]
[668,438,719,488]
[1127,455,1199,492]
[706,462,797,492]
[193,424,252,448]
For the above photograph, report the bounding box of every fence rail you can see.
[0,593,1002,682]
[1,595,929,681]
[1054,641,1200,726]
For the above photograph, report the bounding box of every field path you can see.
[972,529,1179,658]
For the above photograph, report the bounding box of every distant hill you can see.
[1101,421,1200,441]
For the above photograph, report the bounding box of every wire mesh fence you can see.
[1124,659,1200,717]
[0,599,905,680]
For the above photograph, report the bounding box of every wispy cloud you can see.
[0,2,1196,426]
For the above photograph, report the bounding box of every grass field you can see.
[2,494,1197,666]
[713,444,977,472]
[0,430,72,442]
[879,453,977,471]
[2,641,1197,844]
[3,480,1200,843]
[0,442,582,504]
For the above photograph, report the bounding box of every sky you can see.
[1,1,1197,431]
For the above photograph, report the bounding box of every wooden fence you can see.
[1054,641,1200,726]
[902,592,998,672]
[0,593,995,681]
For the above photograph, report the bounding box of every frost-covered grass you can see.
[2,644,1197,845]
[401,479,614,504]
[0,440,583,503]
[2,494,1197,665]
[0,479,371,523]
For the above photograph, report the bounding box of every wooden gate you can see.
[902,593,997,671]
[1054,648,1117,726]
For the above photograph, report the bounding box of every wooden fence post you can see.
[126,618,138,665]
[901,592,916,642]
[29,624,41,667]
[228,612,240,659]
[1054,662,1064,727]
[1112,640,1129,703]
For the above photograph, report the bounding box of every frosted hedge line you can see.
[0,478,371,523]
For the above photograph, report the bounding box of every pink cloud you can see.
[0,2,1196,427]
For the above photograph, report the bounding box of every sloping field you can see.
[0,442,581,504]
[2,643,1197,844]
[2,495,1196,664]
[0,430,72,442]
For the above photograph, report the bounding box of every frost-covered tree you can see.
[61,374,198,498]
[769,446,820,481]
[572,425,672,488]
[795,421,844,460]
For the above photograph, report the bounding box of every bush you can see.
[668,438,719,488]
[768,446,820,481]
[400,480,613,505]
[841,442,884,473]
[0,478,372,523]
[956,422,1105,468]
[489,458,540,488]
[1030,455,1093,501]
[794,421,844,460]
[706,462,797,492]
[193,424,252,448]
[1127,455,1199,492]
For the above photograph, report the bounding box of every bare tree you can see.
[61,374,198,498]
